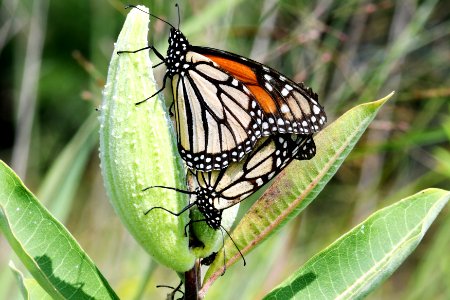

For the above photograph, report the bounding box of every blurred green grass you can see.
[0,0,449,299]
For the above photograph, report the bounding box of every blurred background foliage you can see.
[0,0,449,299]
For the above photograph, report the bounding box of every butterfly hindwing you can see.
[195,134,315,212]
[295,135,316,160]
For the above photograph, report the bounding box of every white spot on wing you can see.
[276,158,282,167]
[313,105,321,114]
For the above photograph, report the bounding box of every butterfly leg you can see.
[152,61,165,69]
[116,44,165,70]
[117,45,166,63]
[219,228,227,276]
[144,200,196,218]
[156,281,184,300]
[117,45,169,104]
[184,218,209,237]
[135,77,167,105]
[117,45,152,55]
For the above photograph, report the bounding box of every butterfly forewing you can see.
[144,28,325,172]
[193,46,327,136]
[173,51,264,171]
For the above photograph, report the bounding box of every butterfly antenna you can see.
[124,4,175,29]
[220,225,246,266]
[175,3,181,29]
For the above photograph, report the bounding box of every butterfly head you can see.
[196,189,223,230]
[166,28,189,77]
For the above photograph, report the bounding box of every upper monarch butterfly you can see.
[118,5,326,172]
[145,133,316,230]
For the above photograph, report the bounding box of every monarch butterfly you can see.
[145,133,316,230]
[118,5,326,172]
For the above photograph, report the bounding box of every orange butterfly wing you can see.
[195,46,327,136]
[200,53,279,115]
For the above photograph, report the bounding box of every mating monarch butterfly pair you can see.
[118,5,326,237]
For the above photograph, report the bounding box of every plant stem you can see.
[184,260,201,300]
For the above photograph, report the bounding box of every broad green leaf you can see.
[0,161,118,300]
[9,261,52,300]
[263,188,449,300]
[202,93,394,288]
[99,6,195,272]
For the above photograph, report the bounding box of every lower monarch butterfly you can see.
[118,5,326,172]
[144,134,316,275]
[145,133,315,268]
[145,133,315,230]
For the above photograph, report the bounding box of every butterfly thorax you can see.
[166,28,189,77]
[196,189,223,230]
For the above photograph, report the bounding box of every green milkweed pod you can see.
[99,6,195,272]
[100,5,238,272]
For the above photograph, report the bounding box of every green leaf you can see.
[0,161,118,299]
[263,188,449,300]
[9,261,52,300]
[202,93,394,287]
[99,6,195,271]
